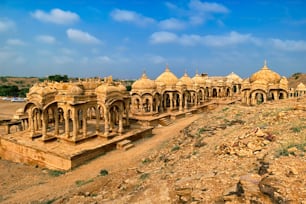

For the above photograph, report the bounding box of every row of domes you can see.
[132,65,243,90]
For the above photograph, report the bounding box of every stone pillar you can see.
[54,108,59,136]
[83,108,87,137]
[41,112,47,140]
[179,93,183,112]
[104,107,109,136]
[118,113,123,134]
[170,93,173,110]
[72,109,78,140]
[184,95,188,110]
[65,111,70,138]
[95,107,100,134]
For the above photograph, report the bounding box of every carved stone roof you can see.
[68,84,84,95]
[192,73,206,85]
[226,72,243,82]
[132,72,156,90]
[155,65,178,87]
[296,82,306,91]
[249,61,281,84]
[179,72,194,88]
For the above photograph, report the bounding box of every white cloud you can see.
[36,35,56,44]
[148,55,166,64]
[150,31,178,44]
[66,28,101,44]
[189,0,229,13]
[164,1,230,26]
[96,56,112,63]
[6,39,26,46]
[53,55,74,64]
[0,19,15,32]
[31,8,79,25]
[150,31,258,47]
[271,39,306,52]
[159,18,186,30]
[110,9,155,26]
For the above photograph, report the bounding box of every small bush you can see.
[171,145,180,152]
[142,158,151,164]
[75,179,94,187]
[99,169,108,176]
[48,170,64,177]
[139,173,149,180]
[275,141,306,157]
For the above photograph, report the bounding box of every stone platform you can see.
[0,126,153,170]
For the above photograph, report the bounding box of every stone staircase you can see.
[159,118,172,126]
[185,112,193,117]
[116,139,134,151]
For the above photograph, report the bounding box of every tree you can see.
[48,74,69,82]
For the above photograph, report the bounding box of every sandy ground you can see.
[0,100,25,120]
[0,103,201,203]
[1,98,305,203]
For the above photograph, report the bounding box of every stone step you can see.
[185,112,193,117]
[116,139,131,150]
[123,143,134,151]
[159,118,172,126]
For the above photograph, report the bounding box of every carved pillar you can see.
[118,112,123,134]
[170,93,173,110]
[42,111,47,140]
[104,107,109,136]
[54,108,59,136]
[72,109,78,140]
[83,108,87,137]
[65,110,70,138]
[184,94,188,109]
[179,93,183,112]
[95,107,100,134]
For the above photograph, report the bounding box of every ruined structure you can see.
[24,76,130,143]
[241,61,289,105]
[1,62,301,170]
[130,65,242,116]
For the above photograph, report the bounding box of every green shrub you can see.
[99,169,108,176]
[48,170,64,177]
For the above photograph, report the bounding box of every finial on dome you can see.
[263,59,268,69]
[184,69,188,76]
[165,64,170,72]
[141,69,148,79]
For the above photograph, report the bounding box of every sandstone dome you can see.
[132,73,156,90]
[68,84,84,95]
[227,72,243,82]
[250,61,281,84]
[155,65,178,87]
[192,73,206,85]
[296,82,306,91]
[179,72,194,88]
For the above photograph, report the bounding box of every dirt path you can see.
[2,114,200,203]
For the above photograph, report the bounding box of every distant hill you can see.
[0,76,41,89]
[287,73,306,89]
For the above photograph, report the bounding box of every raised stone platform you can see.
[0,126,153,170]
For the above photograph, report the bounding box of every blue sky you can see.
[0,0,305,79]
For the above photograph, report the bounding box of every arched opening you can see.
[212,88,217,97]
[256,93,264,104]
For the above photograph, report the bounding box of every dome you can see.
[155,65,179,87]
[296,82,306,91]
[68,84,84,95]
[96,84,119,94]
[132,73,156,90]
[192,73,206,85]
[250,61,281,84]
[16,108,24,115]
[179,72,194,88]
[227,72,242,82]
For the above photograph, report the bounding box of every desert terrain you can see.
[0,98,305,203]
